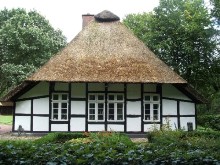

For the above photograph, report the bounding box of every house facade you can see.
[2,10,205,133]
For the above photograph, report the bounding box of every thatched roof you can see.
[27,10,186,84]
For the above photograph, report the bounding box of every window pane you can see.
[61,114,67,120]
[109,103,114,109]
[53,109,58,114]
[98,115,103,120]
[117,109,123,115]
[53,94,59,100]
[153,104,159,109]
[89,95,95,100]
[53,115,58,120]
[108,115,114,120]
[89,109,95,114]
[62,109,67,114]
[62,94,68,100]
[89,103,95,108]
[108,95,114,100]
[117,103,123,109]
[98,103,104,109]
[109,108,114,114]
[153,95,159,101]
[98,109,103,115]
[117,115,123,120]
[145,104,150,110]
[98,95,104,100]
[89,115,95,120]
[145,115,150,120]
[62,103,67,108]
[145,95,150,101]
[53,103,58,108]
[117,95,123,101]
[154,110,158,114]
[145,109,150,115]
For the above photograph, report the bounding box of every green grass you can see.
[0,115,12,125]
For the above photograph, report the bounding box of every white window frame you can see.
[143,94,160,122]
[88,93,105,122]
[107,93,124,121]
[51,93,69,121]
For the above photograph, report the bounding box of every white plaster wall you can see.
[180,102,195,115]
[14,116,31,131]
[127,84,141,99]
[127,117,141,132]
[51,124,68,131]
[33,98,49,114]
[127,101,141,115]
[88,124,105,131]
[107,124,124,131]
[162,117,178,130]
[71,101,86,114]
[162,99,177,115]
[33,117,49,131]
[88,83,105,91]
[144,84,156,92]
[15,100,31,114]
[108,83,124,91]
[144,124,160,132]
[19,82,49,99]
[162,84,191,100]
[180,117,195,130]
[71,83,86,98]
[55,82,68,91]
[70,118,85,131]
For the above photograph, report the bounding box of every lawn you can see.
[0,115,12,125]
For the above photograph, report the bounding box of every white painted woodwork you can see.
[16,100,31,114]
[107,124,124,131]
[33,117,49,131]
[70,118,85,131]
[144,124,160,132]
[127,117,141,132]
[14,116,31,131]
[19,82,49,99]
[127,101,141,115]
[180,102,195,115]
[162,99,177,115]
[88,124,105,131]
[33,98,49,114]
[162,84,191,100]
[144,84,156,92]
[51,124,68,131]
[71,101,86,114]
[54,82,68,91]
[127,84,141,99]
[108,83,124,91]
[71,83,86,98]
[180,117,195,130]
[162,117,178,130]
[88,83,105,91]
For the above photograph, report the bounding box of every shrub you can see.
[197,115,220,131]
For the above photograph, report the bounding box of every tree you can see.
[0,8,67,96]
[211,0,220,24]
[124,0,219,90]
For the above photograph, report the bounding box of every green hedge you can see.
[197,115,220,130]
[0,131,220,164]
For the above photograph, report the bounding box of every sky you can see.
[0,0,159,42]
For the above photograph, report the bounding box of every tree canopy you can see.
[0,8,67,96]
[123,0,220,112]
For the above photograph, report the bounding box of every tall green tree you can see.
[124,0,219,90]
[211,0,220,24]
[0,8,67,96]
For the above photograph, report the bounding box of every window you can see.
[107,94,124,121]
[144,94,160,121]
[51,93,68,121]
[88,94,105,121]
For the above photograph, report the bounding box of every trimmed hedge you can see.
[0,131,220,164]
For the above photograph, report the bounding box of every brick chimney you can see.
[82,14,94,28]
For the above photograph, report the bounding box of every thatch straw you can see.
[27,19,186,84]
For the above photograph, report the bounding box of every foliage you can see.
[0,8,67,96]
[0,131,220,164]
[123,0,220,112]
[197,114,220,130]
[211,0,220,24]
[0,115,12,125]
